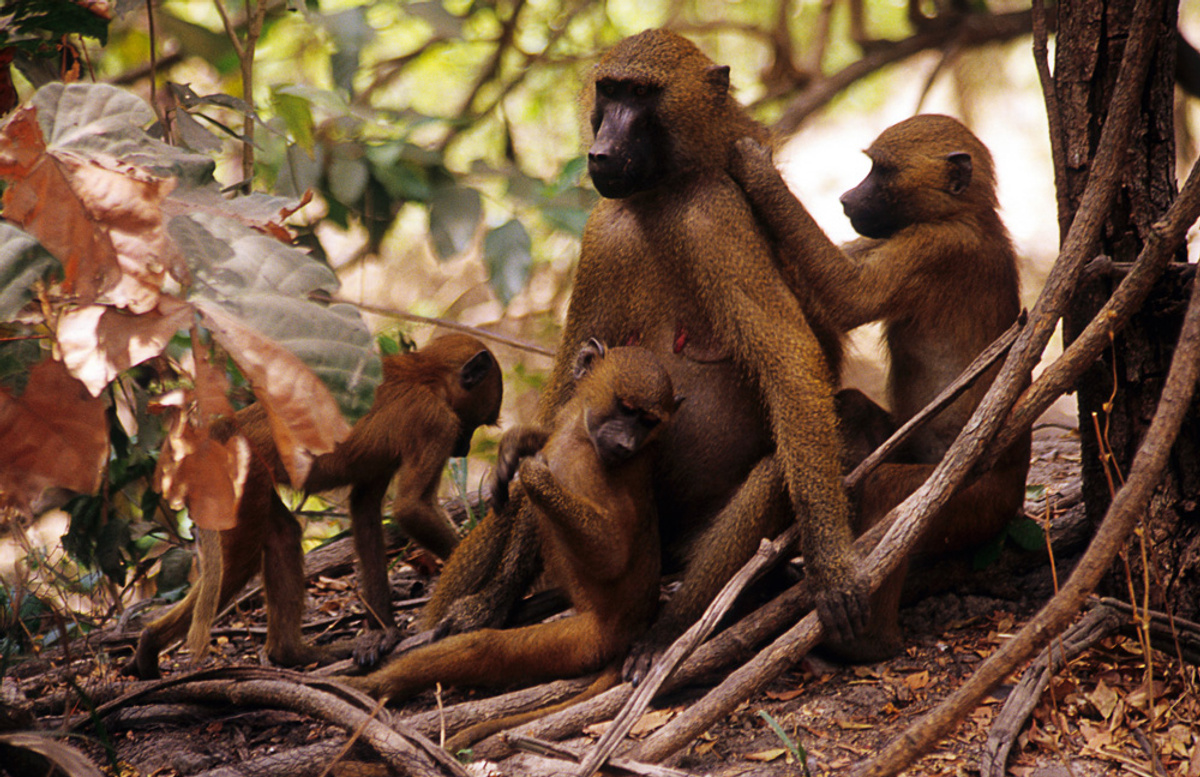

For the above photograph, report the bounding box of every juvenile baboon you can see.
[129,335,501,677]
[731,114,1029,659]
[347,341,677,748]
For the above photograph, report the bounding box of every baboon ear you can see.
[573,338,607,381]
[460,350,495,390]
[706,65,731,96]
[946,152,972,195]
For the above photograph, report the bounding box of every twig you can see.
[1131,727,1170,777]
[329,296,555,357]
[576,526,800,776]
[845,316,1023,491]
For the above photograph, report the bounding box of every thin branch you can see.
[327,295,555,357]
[767,9,1035,135]
[1032,0,1070,244]
[845,316,1023,491]
[986,153,1200,470]
[435,0,528,153]
[143,0,165,138]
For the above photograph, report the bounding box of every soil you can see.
[5,425,1199,777]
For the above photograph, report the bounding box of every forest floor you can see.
[8,425,1200,777]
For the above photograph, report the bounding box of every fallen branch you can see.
[193,738,358,777]
[507,734,701,777]
[980,604,1123,777]
[77,667,466,777]
[469,577,816,760]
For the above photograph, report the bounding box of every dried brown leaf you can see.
[629,708,675,737]
[0,357,106,506]
[745,748,787,762]
[904,670,932,691]
[155,406,248,532]
[56,297,192,395]
[1088,678,1120,721]
[154,338,245,531]
[0,108,182,313]
[0,108,119,303]
[198,302,351,487]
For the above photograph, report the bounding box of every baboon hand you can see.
[353,626,403,669]
[814,574,872,646]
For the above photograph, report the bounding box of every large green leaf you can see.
[0,223,58,320]
[171,212,381,421]
[429,184,482,260]
[484,219,532,304]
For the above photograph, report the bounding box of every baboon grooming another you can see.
[413,29,870,682]
[731,115,1030,659]
[129,335,501,678]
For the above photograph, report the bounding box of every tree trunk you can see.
[1057,0,1200,623]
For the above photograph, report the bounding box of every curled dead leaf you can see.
[56,297,192,396]
[745,748,787,762]
[198,302,351,487]
[0,357,106,507]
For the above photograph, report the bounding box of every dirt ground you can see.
[6,424,1200,777]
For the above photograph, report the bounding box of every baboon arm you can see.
[491,425,552,510]
[519,458,630,579]
[668,182,867,639]
[730,138,909,328]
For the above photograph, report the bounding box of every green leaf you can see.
[429,185,482,260]
[1006,515,1048,552]
[484,219,532,304]
[549,155,588,195]
[365,143,433,201]
[171,212,381,421]
[541,205,590,237]
[971,533,1005,571]
[328,149,369,206]
[321,7,375,93]
[272,89,315,154]
[0,223,58,320]
[154,547,194,596]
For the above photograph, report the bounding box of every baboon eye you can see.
[634,84,648,97]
